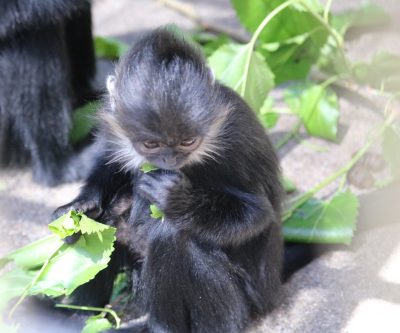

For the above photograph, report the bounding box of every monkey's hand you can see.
[51,198,103,222]
[137,171,190,213]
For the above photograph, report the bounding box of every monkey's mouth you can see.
[150,158,187,171]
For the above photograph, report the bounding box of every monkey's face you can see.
[105,60,228,171]
[102,93,229,171]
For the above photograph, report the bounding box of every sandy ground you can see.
[1,0,400,332]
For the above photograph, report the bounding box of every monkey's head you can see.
[101,30,230,171]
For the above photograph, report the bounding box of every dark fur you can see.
[54,30,283,333]
[0,0,95,185]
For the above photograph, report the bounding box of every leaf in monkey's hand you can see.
[150,204,165,220]
[283,190,359,244]
[48,210,81,239]
[140,163,159,173]
[140,164,165,220]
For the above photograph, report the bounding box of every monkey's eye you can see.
[143,141,160,149]
[179,137,197,147]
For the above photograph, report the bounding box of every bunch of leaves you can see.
[207,0,342,142]
[206,0,399,244]
[0,211,118,332]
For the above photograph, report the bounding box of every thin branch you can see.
[274,119,302,150]
[56,304,121,328]
[158,0,249,43]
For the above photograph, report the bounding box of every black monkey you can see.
[54,29,283,333]
[0,0,96,185]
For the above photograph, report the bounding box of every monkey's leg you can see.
[12,29,76,185]
[139,223,249,333]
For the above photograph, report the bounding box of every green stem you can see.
[8,243,64,318]
[270,107,297,115]
[323,0,333,22]
[298,0,350,73]
[283,119,391,221]
[275,119,302,150]
[294,134,328,152]
[240,0,298,97]
[320,73,351,89]
[56,304,121,328]
[338,174,347,192]
[299,0,343,48]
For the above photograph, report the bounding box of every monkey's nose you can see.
[163,156,177,165]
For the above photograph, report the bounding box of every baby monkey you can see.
[54,29,283,333]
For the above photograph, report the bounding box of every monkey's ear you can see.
[106,75,117,110]
[208,67,215,85]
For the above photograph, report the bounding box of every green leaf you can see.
[0,268,34,314]
[94,37,129,59]
[82,315,113,333]
[150,204,164,220]
[332,3,390,35]
[0,212,116,303]
[231,0,328,83]
[258,27,327,83]
[317,36,349,75]
[0,235,63,270]
[79,214,111,236]
[353,53,400,93]
[208,43,274,112]
[284,190,359,244]
[383,124,400,179]
[70,101,100,145]
[48,211,81,239]
[286,84,339,140]
[258,97,279,128]
[281,176,296,193]
[110,272,129,303]
[140,163,159,173]
[192,32,231,57]
[301,85,339,140]
[30,228,115,297]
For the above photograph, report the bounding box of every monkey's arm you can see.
[169,187,275,246]
[52,152,130,220]
[0,0,90,40]
[138,172,276,247]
